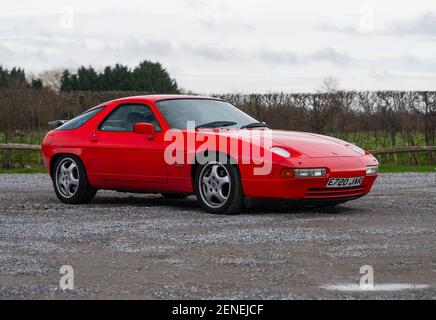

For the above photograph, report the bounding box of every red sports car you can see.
[42,95,379,214]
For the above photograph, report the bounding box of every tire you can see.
[194,160,243,214]
[161,193,189,200]
[52,155,97,204]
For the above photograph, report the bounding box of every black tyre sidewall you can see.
[53,155,96,204]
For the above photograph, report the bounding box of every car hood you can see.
[209,129,361,157]
[268,130,361,157]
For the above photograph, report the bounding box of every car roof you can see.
[106,94,223,104]
[87,95,224,114]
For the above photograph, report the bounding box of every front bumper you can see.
[241,156,379,199]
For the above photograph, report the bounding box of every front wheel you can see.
[53,155,97,204]
[194,161,243,214]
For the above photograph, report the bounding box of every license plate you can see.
[326,177,364,188]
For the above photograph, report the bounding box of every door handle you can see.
[90,133,99,142]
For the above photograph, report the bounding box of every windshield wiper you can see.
[195,121,237,129]
[241,122,270,129]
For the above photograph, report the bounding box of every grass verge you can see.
[379,164,436,173]
[0,168,46,174]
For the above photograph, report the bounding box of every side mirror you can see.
[133,122,154,136]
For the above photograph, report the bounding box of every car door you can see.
[85,102,168,190]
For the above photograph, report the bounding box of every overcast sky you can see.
[1,0,436,92]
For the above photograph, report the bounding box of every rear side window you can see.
[55,107,103,131]
[99,104,161,132]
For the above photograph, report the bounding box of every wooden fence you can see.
[0,143,41,151]
[369,146,436,155]
[0,143,434,167]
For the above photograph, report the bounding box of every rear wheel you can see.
[195,161,243,214]
[53,155,97,204]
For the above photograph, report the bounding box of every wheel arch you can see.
[190,150,240,184]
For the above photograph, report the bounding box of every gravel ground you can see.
[0,173,435,299]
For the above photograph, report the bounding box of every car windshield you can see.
[156,99,257,130]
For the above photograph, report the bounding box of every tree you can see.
[0,66,8,88]
[31,79,43,89]
[319,76,340,93]
[132,61,178,92]
[60,70,77,91]
[101,64,133,90]
[59,60,178,92]
[38,69,64,91]
[79,66,100,90]
[8,67,27,89]
[0,66,28,89]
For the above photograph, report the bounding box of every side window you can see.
[99,104,162,132]
[55,107,103,131]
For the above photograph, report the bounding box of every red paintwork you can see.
[42,95,379,200]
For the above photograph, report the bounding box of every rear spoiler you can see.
[48,120,67,128]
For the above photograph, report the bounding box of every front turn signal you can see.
[280,168,295,178]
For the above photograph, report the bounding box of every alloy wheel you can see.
[56,158,80,198]
[198,161,231,208]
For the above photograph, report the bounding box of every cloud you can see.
[196,17,255,33]
[109,39,175,58]
[1,2,436,92]
[314,22,357,35]
[258,49,300,64]
[0,44,15,59]
[1,27,352,70]
[258,47,351,67]
[389,11,436,36]
[180,43,246,61]
[369,69,395,80]
[310,47,351,66]
[315,11,436,38]
[178,44,351,67]
[182,0,230,12]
